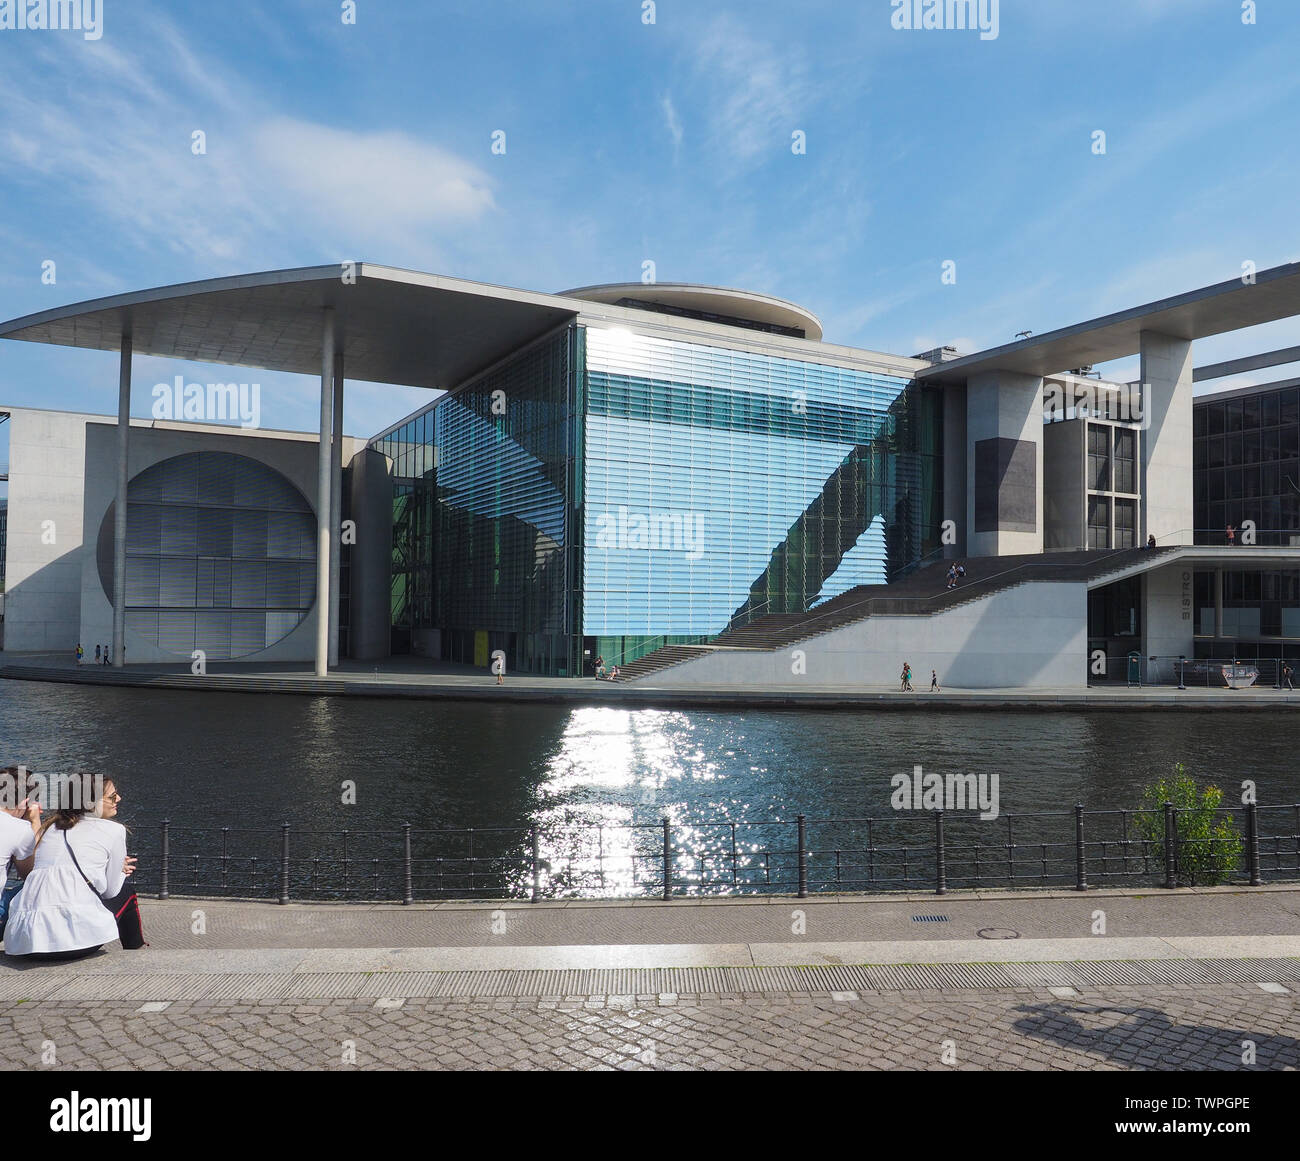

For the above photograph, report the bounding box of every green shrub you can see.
[1134,764,1243,886]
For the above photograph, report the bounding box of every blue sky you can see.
[1,0,1299,439]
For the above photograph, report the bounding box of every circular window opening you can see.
[96,451,317,659]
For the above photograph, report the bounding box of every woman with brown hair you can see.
[3,773,136,960]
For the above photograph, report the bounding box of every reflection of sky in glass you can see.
[582,326,909,637]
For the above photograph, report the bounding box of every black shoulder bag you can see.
[63,830,146,950]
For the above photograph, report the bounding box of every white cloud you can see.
[660,93,684,153]
[251,118,496,232]
[688,13,810,166]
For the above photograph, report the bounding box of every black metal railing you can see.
[116,801,1299,903]
[1090,654,1300,688]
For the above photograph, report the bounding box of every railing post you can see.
[531,827,540,903]
[1074,804,1087,891]
[662,817,672,901]
[1162,802,1176,889]
[1246,803,1262,886]
[402,821,413,905]
[279,821,291,905]
[796,814,808,899]
[159,819,170,900]
[935,810,947,896]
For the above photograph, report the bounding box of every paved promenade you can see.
[3,652,1298,710]
[2,888,1297,1070]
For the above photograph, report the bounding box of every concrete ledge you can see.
[3,660,1299,712]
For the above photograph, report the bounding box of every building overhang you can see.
[0,264,585,390]
[919,261,1300,384]
[1090,546,1300,590]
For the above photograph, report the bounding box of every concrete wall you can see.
[1142,561,1195,667]
[1140,331,1194,546]
[966,371,1044,557]
[646,581,1089,690]
[1,408,94,652]
[80,419,347,664]
[1043,418,1085,550]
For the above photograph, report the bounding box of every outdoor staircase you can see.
[613,547,1180,683]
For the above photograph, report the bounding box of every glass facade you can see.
[371,322,941,675]
[372,325,581,675]
[583,327,939,662]
[1194,384,1300,545]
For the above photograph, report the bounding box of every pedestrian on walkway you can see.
[94,645,100,665]
[594,655,605,680]
[1226,523,1236,547]
[1284,662,1294,691]
[945,564,957,590]
[930,669,940,692]
[75,644,84,666]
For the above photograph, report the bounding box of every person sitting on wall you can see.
[1146,534,1156,549]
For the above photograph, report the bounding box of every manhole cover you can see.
[977,927,1020,940]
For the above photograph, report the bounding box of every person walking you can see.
[75,644,84,666]
[3,772,137,960]
[945,564,957,591]
[1226,523,1236,548]
[94,645,101,665]
[594,655,605,680]
[930,669,940,692]
[1284,662,1295,691]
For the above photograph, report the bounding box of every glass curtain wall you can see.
[371,325,581,675]
[582,326,940,665]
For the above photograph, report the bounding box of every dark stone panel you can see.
[974,437,1037,533]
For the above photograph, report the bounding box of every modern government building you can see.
[1,262,1299,689]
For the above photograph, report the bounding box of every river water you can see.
[2,680,1296,898]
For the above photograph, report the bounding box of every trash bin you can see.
[1127,651,1141,686]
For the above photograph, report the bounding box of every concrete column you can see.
[966,370,1044,558]
[1139,331,1194,546]
[315,309,334,677]
[942,383,967,558]
[1214,567,1224,639]
[112,335,132,668]
[329,351,343,666]
[348,447,394,661]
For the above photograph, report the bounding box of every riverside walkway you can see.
[2,888,1297,1070]
[2,652,1298,711]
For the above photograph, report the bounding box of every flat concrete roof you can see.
[919,261,1300,384]
[0,264,582,390]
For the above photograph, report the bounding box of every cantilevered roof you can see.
[919,261,1300,384]
[0,264,583,389]
[561,282,823,340]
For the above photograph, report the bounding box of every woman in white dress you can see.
[3,773,137,960]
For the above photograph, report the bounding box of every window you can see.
[1114,428,1136,493]
[1114,498,1136,548]
[1087,424,1110,490]
[1088,495,1110,549]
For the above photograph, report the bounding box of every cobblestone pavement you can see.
[3,983,1296,1070]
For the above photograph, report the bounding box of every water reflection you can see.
[1,680,1297,899]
